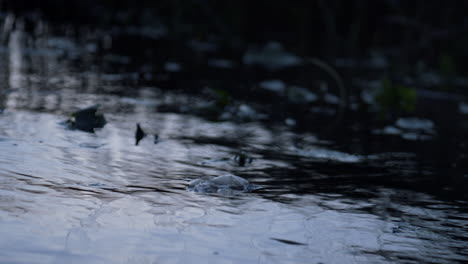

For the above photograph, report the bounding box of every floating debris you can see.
[164,62,181,72]
[367,152,416,160]
[270,238,308,246]
[373,117,435,141]
[219,104,268,122]
[287,86,318,104]
[189,39,218,52]
[459,102,468,114]
[324,93,341,105]
[259,79,286,93]
[381,126,402,135]
[135,123,146,146]
[207,59,234,69]
[243,42,301,70]
[401,132,433,141]
[396,117,434,132]
[63,105,106,133]
[79,142,106,149]
[293,146,362,163]
[285,118,296,127]
[234,152,253,167]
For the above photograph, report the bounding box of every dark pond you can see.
[0,12,467,264]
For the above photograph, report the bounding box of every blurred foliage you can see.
[436,54,455,91]
[439,54,456,77]
[439,53,457,90]
[211,88,231,108]
[4,0,468,65]
[375,78,416,117]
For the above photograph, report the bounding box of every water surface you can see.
[0,24,467,264]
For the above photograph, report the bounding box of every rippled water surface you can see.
[0,26,467,264]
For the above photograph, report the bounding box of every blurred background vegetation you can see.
[1,0,467,123]
[2,0,468,65]
[1,0,467,174]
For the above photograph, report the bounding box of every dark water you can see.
[0,20,467,264]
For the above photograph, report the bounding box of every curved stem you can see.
[305,58,347,129]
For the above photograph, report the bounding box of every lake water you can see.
[0,24,467,264]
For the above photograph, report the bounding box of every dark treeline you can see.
[2,0,468,68]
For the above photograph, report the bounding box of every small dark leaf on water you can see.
[135,123,146,145]
[270,238,308,246]
[65,105,106,133]
[79,142,105,149]
[237,153,246,166]
[234,152,253,167]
